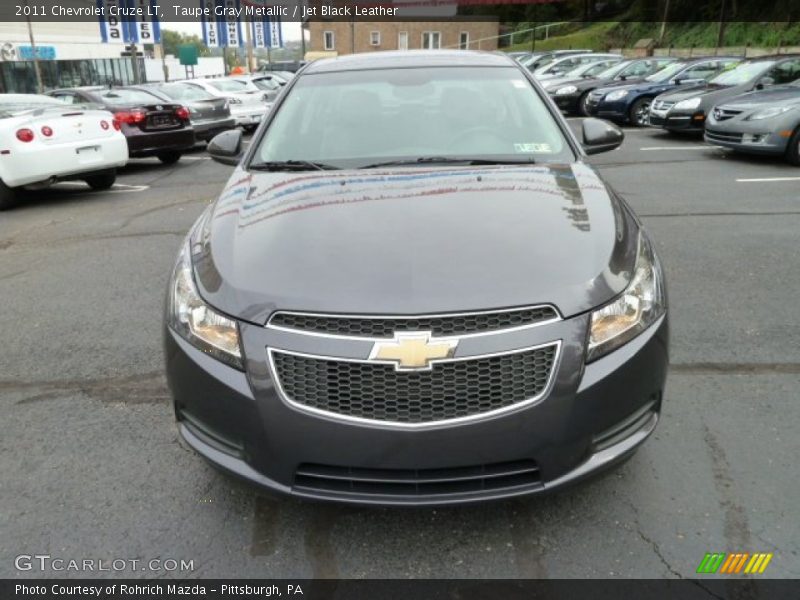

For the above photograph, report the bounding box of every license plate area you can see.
[147,115,177,129]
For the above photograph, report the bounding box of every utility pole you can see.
[659,0,670,45]
[245,17,254,73]
[24,0,43,93]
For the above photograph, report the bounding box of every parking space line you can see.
[639,146,714,151]
[736,177,800,183]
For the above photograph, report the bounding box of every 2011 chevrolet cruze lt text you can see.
[164,51,669,506]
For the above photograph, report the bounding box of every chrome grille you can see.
[271,344,558,425]
[269,306,558,338]
[712,107,743,121]
[652,99,675,111]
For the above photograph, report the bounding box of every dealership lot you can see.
[1,126,798,578]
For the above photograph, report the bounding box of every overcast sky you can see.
[163,20,302,42]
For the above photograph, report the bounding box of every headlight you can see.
[746,105,795,120]
[587,232,666,362]
[168,242,244,369]
[674,97,702,111]
[605,89,629,101]
[555,85,578,95]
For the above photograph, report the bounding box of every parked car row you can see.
[571,53,800,165]
[0,73,284,209]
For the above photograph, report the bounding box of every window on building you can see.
[459,32,469,50]
[324,31,335,51]
[370,31,380,46]
[422,31,441,49]
[398,31,408,51]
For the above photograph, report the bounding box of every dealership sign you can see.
[97,0,162,44]
[201,0,283,48]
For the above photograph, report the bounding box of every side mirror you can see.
[756,76,775,90]
[581,118,624,155]
[207,129,243,166]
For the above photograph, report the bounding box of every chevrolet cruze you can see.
[164,51,669,506]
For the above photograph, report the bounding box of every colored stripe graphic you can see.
[744,553,774,574]
[697,553,726,574]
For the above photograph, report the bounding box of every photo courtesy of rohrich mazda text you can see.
[165,51,669,506]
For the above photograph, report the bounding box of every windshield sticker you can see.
[514,143,553,153]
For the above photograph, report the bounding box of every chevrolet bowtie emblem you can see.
[370,331,458,371]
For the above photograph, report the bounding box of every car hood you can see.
[657,83,754,109]
[718,85,800,109]
[192,163,639,324]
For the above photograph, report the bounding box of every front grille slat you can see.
[272,344,557,425]
[269,305,557,338]
[294,460,542,498]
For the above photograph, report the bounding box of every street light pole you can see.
[24,0,43,93]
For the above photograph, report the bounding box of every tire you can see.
[157,151,182,165]
[629,97,653,127]
[84,171,116,191]
[786,127,800,166]
[0,179,18,211]
[577,91,592,117]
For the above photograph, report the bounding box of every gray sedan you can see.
[705,82,800,165]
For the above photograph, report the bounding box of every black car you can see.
[649,54,800,133]
[549,57,676,115]
[48,87,195,164]
[136,82,236,142]
[165,51,668,506]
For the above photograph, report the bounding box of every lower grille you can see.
[706,129,744,143]
[294,459,542,498]
[271,344,558,425]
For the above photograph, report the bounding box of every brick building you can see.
[305,19,500,57]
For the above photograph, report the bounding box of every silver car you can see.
[705,81,800,165]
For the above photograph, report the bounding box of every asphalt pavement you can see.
[1,126,798,579]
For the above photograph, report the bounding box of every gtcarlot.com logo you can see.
[15,554,194,573]
[696,552,773,575]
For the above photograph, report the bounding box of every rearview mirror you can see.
[756,76,775,89]
[581,118,624,155]
[207,129,243,166]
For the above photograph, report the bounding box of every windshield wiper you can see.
[248,160,340,172]
[361,157,536,169]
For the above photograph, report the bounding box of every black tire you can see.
[577,91,592,117]
[157,151,182,165]
[629,97,653,127]
[786,127,800,166]
[84,171,116,191]
[0,179,18,211]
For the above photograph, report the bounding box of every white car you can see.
[533,53,623,81]
[184,79,269,131]
[0,94,128,210]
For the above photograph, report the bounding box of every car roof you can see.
[304,50,516,74]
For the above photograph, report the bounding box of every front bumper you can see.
[550,92,581,114]
[649,109,705,131]
[704,119,791,155]
[165,313,668,506]
[588,99,629,122]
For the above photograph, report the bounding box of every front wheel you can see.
[157,152,182,165]
[785,127,800,166]
[0,179,18,211]
[84,171,116,191]
[629,97,652,127]
[577,91,592,117]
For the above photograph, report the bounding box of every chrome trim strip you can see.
[266,304,562,341]
[267,340,562,430]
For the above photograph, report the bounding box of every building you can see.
[0,22,143,93]
[305,19,500,57]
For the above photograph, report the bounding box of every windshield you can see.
[0,94,63,117]
[645,62,688,83]
[250,77,281,91]
[709,60,774,85]
[208,79,249,92]
[94,88,162,105]
[255,66,573,169]
[594,60,634,79]
[157,83,215,101]
[581,61,618,77]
